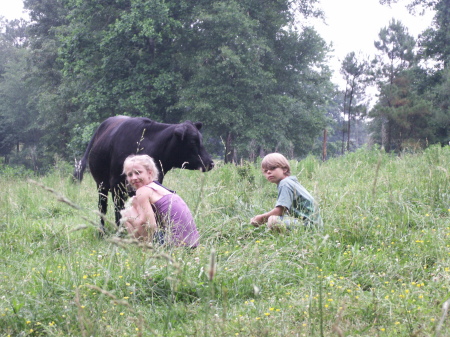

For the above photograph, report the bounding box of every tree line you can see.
[0,0,449,171]
[340,0,450,153]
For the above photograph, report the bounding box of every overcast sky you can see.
[0,0,26,21]
[312,0,434,86]
[1,0,435,91]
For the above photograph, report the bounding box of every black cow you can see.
[73,116,214,231]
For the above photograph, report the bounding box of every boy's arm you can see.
[250,206,285,226]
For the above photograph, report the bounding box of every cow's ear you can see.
[194,122,203,130]
[174,124,187,141]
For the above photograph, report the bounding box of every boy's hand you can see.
[250,215,264,227]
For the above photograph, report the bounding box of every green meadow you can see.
[1,145,449,336]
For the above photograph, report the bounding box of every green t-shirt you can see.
[276,176,321,225]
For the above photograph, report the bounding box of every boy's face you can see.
[262,166,287,184]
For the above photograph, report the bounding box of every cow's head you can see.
[173,121,214,172]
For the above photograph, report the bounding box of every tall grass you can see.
[1,145,449,336]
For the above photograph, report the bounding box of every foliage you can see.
[67,122,101,159]
[340,52,370,153]
[372,18,416,86]
[376,0,450,148]
[1,146,450,336]
[415,0,450,68]
[429,68,450,144]
[370,68,436,150]
[56,0,187,122]
[0,19,40,164]
[0,0,332,168]
[369,19,435,151]
[2,0,450,169]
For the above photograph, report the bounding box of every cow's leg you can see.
[97,185,109,235]
[112,183,128,227]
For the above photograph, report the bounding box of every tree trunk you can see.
[346,87,354,152]
[225,131,235,164]
[341,89,348,154]
[381,113,393,152]
[386,119,392,152]
[347,115,351,151]
[258,146,265,159]
[322,129,327,161]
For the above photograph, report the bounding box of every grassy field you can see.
[1,145,449,336]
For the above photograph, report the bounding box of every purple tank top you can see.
[152,192,199,248]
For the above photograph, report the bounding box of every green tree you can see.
[371,69,434,150]
[340,52,369,153]
[0,19,39,165]
[379,0,450,146]
[23,0,76,163]
[370,19,418,151]
[23,0,187,159]
[57,0,187,122]
[178,0,330,161]
[380,0,450,67]
[21,0,330,164]
[419,0,450,67]
[418,0,450,144]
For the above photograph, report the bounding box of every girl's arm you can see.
[121,189,157,240]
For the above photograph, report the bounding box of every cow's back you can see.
[88,116,133,187]
[88,116,164,188]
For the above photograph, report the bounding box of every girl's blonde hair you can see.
[261,153,291,176]
[123,154,159,181]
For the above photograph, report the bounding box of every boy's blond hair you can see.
[123,154,160,181]
[261,153,291,176]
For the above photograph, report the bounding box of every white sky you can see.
[311,0,434,89]
[0,0,27,21]
[0,0,435,93]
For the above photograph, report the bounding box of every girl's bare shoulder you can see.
[148,182,172,196]
[134,186,153,202]
[134,182,171,204]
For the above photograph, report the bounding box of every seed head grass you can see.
[1,145,449,336]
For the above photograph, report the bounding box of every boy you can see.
[250,153,321,230]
